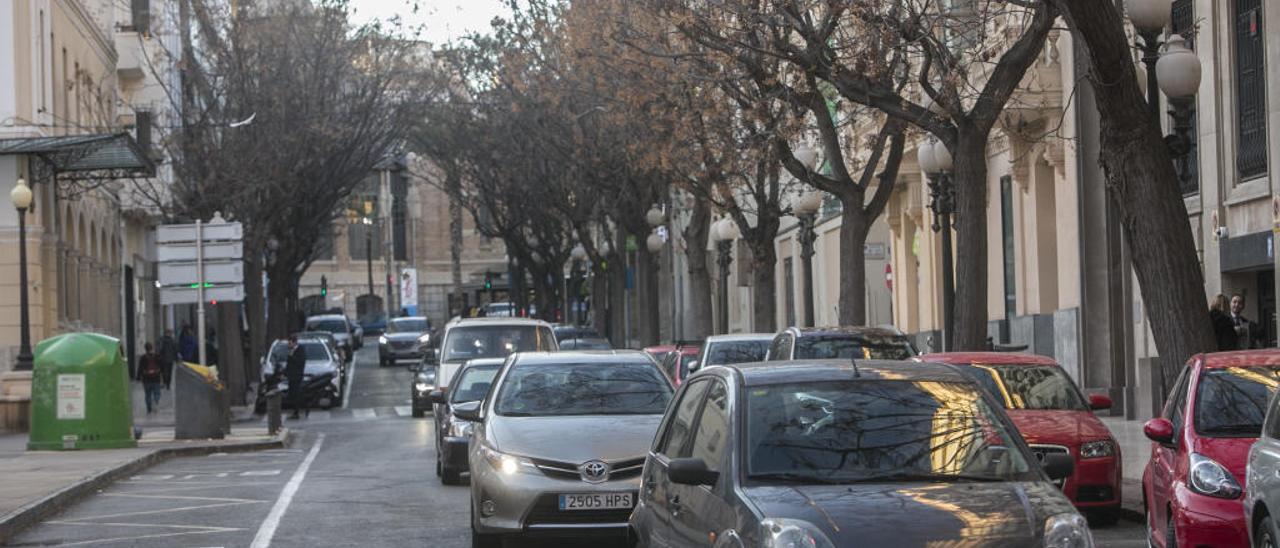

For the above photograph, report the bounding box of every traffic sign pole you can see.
[197,219,207,367]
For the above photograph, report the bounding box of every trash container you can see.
[28,333,137,450]
[175,362,228,440]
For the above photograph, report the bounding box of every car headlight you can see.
[418,333,431,344]
[759,518,835,548]
[447,417,472,437]
[414,382,430,393]
[1189,452,1242,499]
[1044,513,1094,548]
[479,443,537,475]
[378,335,388,345]
[1079,439,1114,459]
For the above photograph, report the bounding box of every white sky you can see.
[348,0,510,45]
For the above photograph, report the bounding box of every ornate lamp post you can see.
[570,244,587,325]
[11,177,34,371]
[713,218,739,334]
[1128,0,1202,186]
[793,191,823,328]
[919,139,956,352]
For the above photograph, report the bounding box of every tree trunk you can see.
[639,246,661,346]
[266,268,298,344]
[1054,0,1217,373]
[683,200,714,340]
[591,266,608,336]
[749,239,777,332]
[951,132,991,350]
[836,198,871,327]
[448,173,464,318]
[217,303,247,405]
[244,250,266,388]
[610,232,629,347]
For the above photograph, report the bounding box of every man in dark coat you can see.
[284,335,308,419]
[135,342,165,414]
[158,329,180,389]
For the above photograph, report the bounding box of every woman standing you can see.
[1209,294,1238,351]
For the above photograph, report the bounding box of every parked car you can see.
[658,344,700,386]
[922,352,1121,522]
[379,316,432,367]
[408,363,437,419]
[1145,350,1280,548]
[1245,354,1280,547]
[559,337,613,350]
[454,350,674,547]
[294,331,347,389]
[259,338,343,409]
[765,326,918,361]
[694,333,772,371]
[348,318,364,350]
[630,358,1084,548]
[644,341,699,365]
[426,317,558,392]
[360,313,389,337]
[305,314,355,362]
[553,324,601,343]
[482,302,517,317]
[428,358,504,484]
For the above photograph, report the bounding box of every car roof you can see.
[1198,349,1280,369]
[919,352,1059,366]
[307,314,347,321]
[511,350,654,365]
[787,326,908,338]
[715,359,968,386]
[390,316,428,321]
[447,317,552,328]
[705,333,774,343]
[461,357,506,368]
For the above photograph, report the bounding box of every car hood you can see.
[1006,409,1113,447]
[745,481,1074,546]
[488,415,662,462]
[383,332,424,342]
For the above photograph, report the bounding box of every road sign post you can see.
[156,213,245,367]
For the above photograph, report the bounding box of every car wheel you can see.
[471,504,502,548]
[443,467,462,485]
[1258,514,1280,548]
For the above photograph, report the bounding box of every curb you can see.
[0,429,293,545]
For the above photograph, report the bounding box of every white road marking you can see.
[59,501,263,522]
[44,521,241,547]
[394,406,411,416]
[105,493,263,502]
[240,470,282,477]
[130,474,174,481]
[353,408,376,420]
[342,358,357,410]
[250,433,325,548]
[308,410,331,421]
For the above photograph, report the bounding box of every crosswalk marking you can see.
[261,405,427,424]
[394,406,411,416]
[353,408,377,420]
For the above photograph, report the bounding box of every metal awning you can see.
[0,132,156,181]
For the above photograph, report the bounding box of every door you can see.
[1150,365,1190,545]
[642,380,710,548]
[670,380,736,546]
[1252,392,1280,538]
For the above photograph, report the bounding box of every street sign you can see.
[158,261,244,286]
[157,222,243,243]
[157,241,243,262]
[160,284,246,305]
[401,268,418,305]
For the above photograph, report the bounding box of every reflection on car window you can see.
[442,326,551,362]
[495,362,672,416]
[301,343,330,361]
[388,319,428,333]
[707,341,770,366]
[308,320,348,333]
[688,382,730,470]
[1195,366,1280,437]
[451,365,500,404]
[660,381,710,456]
[793,337,914,360]
[747,381,1033,483]
[966,365,1087,411]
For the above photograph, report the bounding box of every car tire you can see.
[442,467,462,486]
[471,505,502,548]
[1258,514,1280,548]
[412,407,425,418]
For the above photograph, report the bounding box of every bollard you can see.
[267,390,282,436]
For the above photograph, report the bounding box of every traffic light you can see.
[320,275,328,297]
[484,271,493,291]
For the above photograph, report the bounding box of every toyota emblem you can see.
[579,460,610,483]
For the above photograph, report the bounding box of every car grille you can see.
[1028,444,1070,488]
[390,340,417,350]
[529,457,646,482]
[523,493,635,527]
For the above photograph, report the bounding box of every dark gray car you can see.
[629,359,1089,548]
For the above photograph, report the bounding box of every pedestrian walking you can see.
[135,343,165,414]
[158,329,179,389]
[1231,293,1258,349]
[179,326,198,363]
[285,335,309,419]
[1210,294,1238,351]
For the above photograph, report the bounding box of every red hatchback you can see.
[1142,350,1280,548]
[922,352,1121,520]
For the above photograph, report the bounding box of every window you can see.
[767,334,792,361]
[1000,175,1016,320]
[1172,0,1200,195]
[657,380,709,456]
[1194,366,1280,437]
[1165,366,1191,432]
[688,382,730,470]
[1235,0,1268,180]
[134,111,152,153]
[130,0,150,34]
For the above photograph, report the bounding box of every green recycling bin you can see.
[28,333,137,450]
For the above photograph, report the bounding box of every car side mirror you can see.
[668,458,719,486]
[1088,394,1113,411]
[1144,418,1175,446]
[428,389,447,404]
[687,360,700,373]
[1041,452,1074,481]
[453,400,482,422]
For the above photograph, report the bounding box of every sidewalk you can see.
[0,382,284,544]
[1100,416,1150,521]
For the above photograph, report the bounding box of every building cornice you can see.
[56,0,118,66]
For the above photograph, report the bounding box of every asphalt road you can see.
[10,343,1148,547]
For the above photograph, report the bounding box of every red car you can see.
[1142,350,1280,548]
[922,352,1121,521]
[656,344,700,386]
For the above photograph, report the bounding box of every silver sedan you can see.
[453,351,674,547]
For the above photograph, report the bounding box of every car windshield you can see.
[495,362,672,416]
[301,342,330,361]
[441,325,552,362]
[964,364,1087,411]
[747,381,1034,484]
[269,342,288,364]
[706,340,770,366]
[793,336,916,360]
[1195,365,1280,437]
[564,339,611,350]
[388,319,428,333]
[308,319,347,334]
[451,365,501,404]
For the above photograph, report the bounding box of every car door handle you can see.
[644,478,657,494]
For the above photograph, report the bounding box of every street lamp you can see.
[646,231,664,253]
[793,190,824,328]
[11,177,34,371]
[919,139,956,352]
[713,218,738,334]
[794,143,819,171]
[1127,0,1202,188]
[646,206,664,228]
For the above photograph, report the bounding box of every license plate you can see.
[557,492,634,511]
